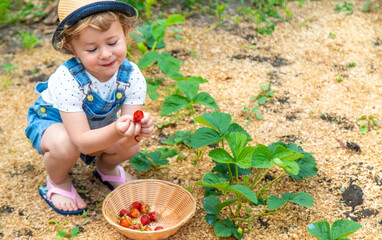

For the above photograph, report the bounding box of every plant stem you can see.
[257,172,285,196]
[227,163,234,183]
[224,192,235,217]
[251,168,262,188]
[235,165,239,185]
[152,41,158,51]
[251,168,270,190]
[125,50,137,63]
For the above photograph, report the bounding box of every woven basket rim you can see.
[102,179,196,237]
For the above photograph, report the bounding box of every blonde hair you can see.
[56,11,135,54]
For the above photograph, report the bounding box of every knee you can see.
[44,131,80,161]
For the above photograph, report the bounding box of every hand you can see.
[115,115,141,137]
[139,112,154,138]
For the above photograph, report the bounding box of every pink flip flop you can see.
[93,165,125,190]
[38,177,86,216]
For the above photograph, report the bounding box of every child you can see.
[25,0,154,215]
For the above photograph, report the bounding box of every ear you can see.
[64,43,75,55]
[124,24,131,36]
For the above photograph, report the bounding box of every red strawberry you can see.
[133,110,144,122]
[119,209,130,218]
[131,201,142,210]
[140,215,151,226]
[145,227,153,231]
[130,208,140,218]
[148,211,157,221]
[132,223,141,230]
[155,226,164,231]
[119,217,132,228]
[140,204,149,214]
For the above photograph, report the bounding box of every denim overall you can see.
[25,57,133,164]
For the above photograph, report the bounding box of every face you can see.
[66,21,127,82]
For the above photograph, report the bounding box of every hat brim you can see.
[52,1,137,53]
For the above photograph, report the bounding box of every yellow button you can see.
[116,92,122,99]
[87,95,94,101]
[40,107,46,114]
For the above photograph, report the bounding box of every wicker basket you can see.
[102,179,196,240]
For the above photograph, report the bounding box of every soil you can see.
[1,0,382,239]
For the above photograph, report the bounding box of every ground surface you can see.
[1,0,382,239]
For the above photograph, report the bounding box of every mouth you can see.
[101,60,116,67]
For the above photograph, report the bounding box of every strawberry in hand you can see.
[132,110,144,122]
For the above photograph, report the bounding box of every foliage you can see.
[307,219,362,240]
[334,2,353,15]
[193,112,317,239]
[16,31,42,50]
[0,0,47,26]
[1,63,18,89]
[356,115,380,134]
[48,219,82,239]
[129,147,179,170]
[161,80,218,119]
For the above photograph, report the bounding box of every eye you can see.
[109,40,118,46]
[87,48,97,53]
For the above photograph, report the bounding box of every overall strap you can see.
[62,57,90,86]
[117,59,133,84]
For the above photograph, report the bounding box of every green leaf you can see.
[214,220,233,237]
[129,32,146,42]
[307,221,330,240]
[137,51,160,68]
[205,214,218,226]
[147,84,159,100]
[214,199,237,215]
[152,25,166,42]
[209,148,235,164]
[191,127,221,149]
[257,96,267,105]
[225,132,247,160]
[70,226,80,237]
[148,151,168,166]
[272,145,304,161]
[161,95,190,116]
[289,152,318,179]
[177,80,199,100]
[197,112,232,134]
[360,125,368,133]
[203,195,221,215]
[129,152,152,171]
[157,52,182,75]
[282,192,314,207]
[196,172,229,192]
[267,195,287,210]
[227,122,252,140]
[330,219,362,239]
[273,157,300,175]
[273,142,318,179]
[237,146,256,169]
[226,185,258,204]
[252,144,274,168]
[194,92,219,110]
[165,14,185,26]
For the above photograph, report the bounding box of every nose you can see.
[100,47,112,59]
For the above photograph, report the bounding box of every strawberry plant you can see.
[161,130,192,148]
[129,147,179,171]
[194,112,317,239]
[307,219,362,240]
[356,115,380,133]
[134,14,185,76]
[252,83,277,105]
[161,80,218,122]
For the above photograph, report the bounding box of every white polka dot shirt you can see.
[40,61,146,112]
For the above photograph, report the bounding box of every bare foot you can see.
[48,177,87,212]
[96,166,136,189]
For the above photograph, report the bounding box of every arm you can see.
[60,110,140,154]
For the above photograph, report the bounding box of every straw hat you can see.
[52,0,137,52]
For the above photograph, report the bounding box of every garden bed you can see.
[1,0,382,239]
